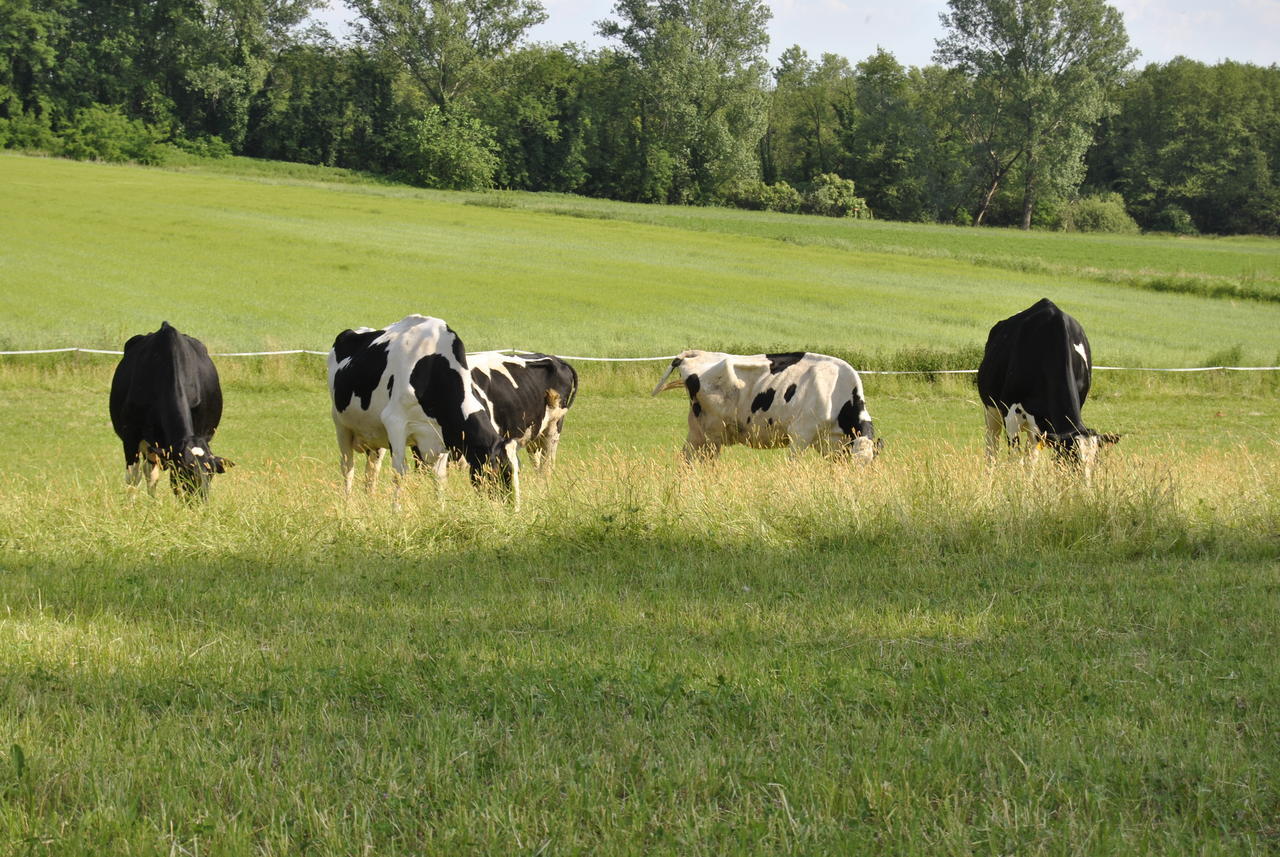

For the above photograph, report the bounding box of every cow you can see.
[977,298,1119,471]
[109,322,232,499]
[327,314,517,504]
[467,351,578,471]
[651,349,880,461]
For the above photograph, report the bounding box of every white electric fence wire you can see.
[0,346,1277,373]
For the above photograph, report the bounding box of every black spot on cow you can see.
[446,326,467,368]
[766,352,805,374]
[784,383,797,402]
[751,388,776,413]
[684,373,700,399]
[386,374,395,394]
[692,401,702,417]
[331,329,389,411]
[837,399,859,436]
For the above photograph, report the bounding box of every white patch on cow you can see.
[1004,403,1042,450]
[191,447,205,457]
[1073,342,1088,363]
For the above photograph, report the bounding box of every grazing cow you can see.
[468,351,578,471]
[651,349,879,461]
[109,322,232,499]
[327,315,517,503]
[977,298,1119,469]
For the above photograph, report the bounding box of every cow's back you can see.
[978,298,1093,436]
[110,323,221,441]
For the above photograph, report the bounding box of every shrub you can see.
[171,135,233,159]
[803,173,872,219]
[1150,204,1200,235]
[0,110,58,151]
[396,106,499,191]
[1058,193,1140,234]
[58,104,166,165]
[724,180,802,213]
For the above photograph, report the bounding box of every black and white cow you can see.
[109,321,232,499]
[651,349,879,461]
[327,314,517,503]
[977,298,1119,469]
[468,352,578,471]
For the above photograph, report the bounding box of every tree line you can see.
[3,0,1278,235]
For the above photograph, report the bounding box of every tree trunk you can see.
[974,176,1001,225]
[1021,153,1036,230]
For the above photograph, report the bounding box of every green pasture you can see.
[3,153,1280,366]
[2,153,1279,853]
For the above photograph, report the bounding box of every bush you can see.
[1058,193,1140,234]
[57,105,166,165]
[724,180,802,213]
[171,135,233,159]
[396,106,499,191]
[1150,204,1200,235]
[0,111,59,151]
[803,173,872,219]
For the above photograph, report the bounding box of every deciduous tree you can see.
[934,0,1135,228]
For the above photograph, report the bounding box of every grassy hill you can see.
[3,153,1279,367]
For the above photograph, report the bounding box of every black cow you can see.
[109,322,232,499]
[468,352,578,471]
[977,298,1119,469]
[327,314,518,504]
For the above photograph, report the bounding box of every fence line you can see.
[1,346,1277,374]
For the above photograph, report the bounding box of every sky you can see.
[315,0,1280,69]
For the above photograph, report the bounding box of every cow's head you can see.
[1048,428,1120,468]
[463,433,519,499]
[167,438,234,498]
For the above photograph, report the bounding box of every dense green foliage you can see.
[3,0,1279,233]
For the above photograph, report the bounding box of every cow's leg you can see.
[682,413,720,462]
[538,422,563,472]
[145,457,163,497]
[430,452,449,506]
[1075,434,1101,485]
[1004,406,1027,452]
[124,440,145,494]
[984,406,1005,459]
[385,419,412,511]
[336,425,357,497]
[364,448,385,494]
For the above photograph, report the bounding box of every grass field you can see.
[2,153,1279,854]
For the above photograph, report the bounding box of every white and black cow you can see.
[327,315,517,503]
[652,350,880,461]
[109,321,232,499]
[468,352,578,471]
[978,298,1119,469]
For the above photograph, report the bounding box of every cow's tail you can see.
[651,359,683,396]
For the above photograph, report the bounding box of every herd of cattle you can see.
[108,298,1118,501]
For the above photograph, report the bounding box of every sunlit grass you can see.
[2,435,1278,852]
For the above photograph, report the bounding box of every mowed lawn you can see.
[2,153,1279,854]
